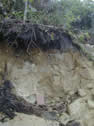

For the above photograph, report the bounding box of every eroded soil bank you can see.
[0,42,94,126]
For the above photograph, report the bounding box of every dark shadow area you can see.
[0,19,80,53]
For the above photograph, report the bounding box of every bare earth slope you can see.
[0,43,94,126]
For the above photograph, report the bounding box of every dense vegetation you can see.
[0,0,94,45]
[0,0,94,30]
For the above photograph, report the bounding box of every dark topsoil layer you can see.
[0,19,81,53]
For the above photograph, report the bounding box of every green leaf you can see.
[28,0,34,3]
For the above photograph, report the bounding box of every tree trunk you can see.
[23,0,28,23]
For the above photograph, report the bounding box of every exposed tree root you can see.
[0,19,80,53]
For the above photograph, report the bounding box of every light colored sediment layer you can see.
[0,43,94,126]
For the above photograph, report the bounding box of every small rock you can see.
[78,89,87,97]
[68,99,87,119]
[69,91,75,96]
[42,111,58,120]
[59,113,71,125]
[87,84,94,89]
[31,63,36,68]
[26,94,36,104]
[87,100,94,109]
[66,121,81,126]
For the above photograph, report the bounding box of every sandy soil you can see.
[0,43,94,126]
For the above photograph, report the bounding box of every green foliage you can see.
[12,11,24,19]
[84,32,90,40]
[78,33,85,43]
[0,0,14,13]
[1,0,94,31]
[26,0,94,29]
[28,0,34,3]
[77,32,90,43]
